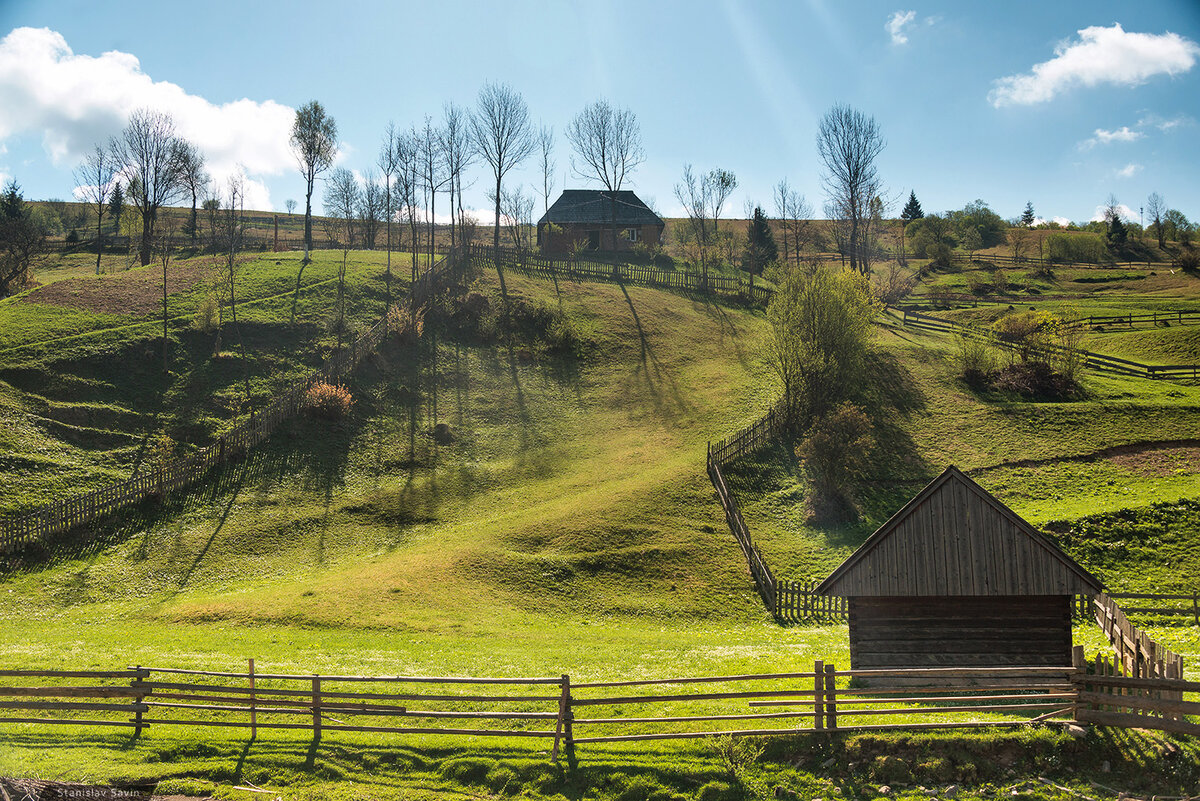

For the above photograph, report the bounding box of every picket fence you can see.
[0,249,462,555]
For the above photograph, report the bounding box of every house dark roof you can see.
[816,466,1103,597]
[537,190,664,228]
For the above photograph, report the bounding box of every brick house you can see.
[536,190,665,256]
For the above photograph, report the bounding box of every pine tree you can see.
[900,191,923,224]
[743,206,777,275]
[107,181,124,235]
[1021,201,1035,228]
[1107,214,1128,246]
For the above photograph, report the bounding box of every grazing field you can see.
[1,250,1199,799]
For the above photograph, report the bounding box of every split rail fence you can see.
[0,250,463,555]
[2,663,1112,759]
[899,308,1200,381]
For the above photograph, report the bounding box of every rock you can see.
[822,757,837,768]
[1065,723,1089,739]
[879,786,892,796]
[944,785,959,798]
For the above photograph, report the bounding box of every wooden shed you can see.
[816,466,1102,670]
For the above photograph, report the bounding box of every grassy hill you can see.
[1,251,1200,799]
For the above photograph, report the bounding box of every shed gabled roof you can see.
[816,466,1103,597]
[537,190,665,228]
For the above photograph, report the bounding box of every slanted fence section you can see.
[1,662,1089,757]
[0,250,463,556]
[1093,593,1184,680]
[469,244,775,305]
[1075,653,1195,737]
[899,308,1200,382]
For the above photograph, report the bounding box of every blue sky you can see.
[1,0,1198,225]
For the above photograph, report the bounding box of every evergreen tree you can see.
[1107,214,1128,246]
[1021,201,1036,228]
[743,205,777,275]
[107,181,124,235]
[900,191,923,224]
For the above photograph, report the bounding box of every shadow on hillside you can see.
[618,283,689,423]
[693,292,756,373]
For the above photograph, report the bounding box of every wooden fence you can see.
[470,244,775,305]
[899,308,1200,382]
[706,456,777,612]
[0,662,1094,758]
[1075,654,1196,737]
[1106,591,1200,624]
[1093,593,1184,680]
[0,249,464,556]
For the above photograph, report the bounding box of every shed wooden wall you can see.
[848,595,1073,669]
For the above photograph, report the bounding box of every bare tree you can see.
[156,212,177,371]
[536,125,556,213]
[469,82,536,294]
[110,108,187,267]
[290,100,338,261]
[358,169,385,250]
[706,168,738,263]
[816,104,886,273]
[565,99,645,259]
[378,123,400,305]
[417,115,450,268]
[174,140,207,247]
[438,103,474,250]
[285,198,297,215]
[1147,192,1166,250]
[499,186,535,250]
[773,178,814,265]
[674,165,737,273]
[72,145,117,274]
[325,168,361,345]
[395,129,422,283]
[218,174,253,412]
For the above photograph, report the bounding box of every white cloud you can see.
[1137,112,1194,132]
[886,10,916,45]
[1079,125,1144,149]
[1090,203,1137,222]
[990,23,1200,107]
[1032,215,1074,227]
[1115,163,1142,178]
[0,27,296,210]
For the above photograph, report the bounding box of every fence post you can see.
[824,664,837,730]
[249,658,257,740]
[813,660,824,730]
[312,675,321,742]
[132,666,147,738]
[551,673,573,763]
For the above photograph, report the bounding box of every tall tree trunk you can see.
[95,207,104,275]
[493,176,507,300]
[303,181,314,258]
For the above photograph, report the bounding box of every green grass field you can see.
[1,251,1199,799]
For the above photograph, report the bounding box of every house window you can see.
[623,228,639,242]
[587,230,600,250]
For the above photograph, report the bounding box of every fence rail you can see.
[0,249,463,556]
[0,661,1099,758]
[1093,593,1184,680]
[899,308,1199,382]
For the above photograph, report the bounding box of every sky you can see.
[0,0,1198,226]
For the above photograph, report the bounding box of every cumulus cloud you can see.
[1090,203,1137,222]
[1115,163,1142,178]
[1079,125,1144,149]
[0,27,296,210]
[886,11,916,45]
[990,23,1200,107]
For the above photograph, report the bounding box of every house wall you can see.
[848,595,1073,670]
[538,223,663,256]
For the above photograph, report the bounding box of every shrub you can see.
[797,402,875,521]
[991,309,1060,361]
[305,381,352,420]
[1046,232,1108,264]
[991,361,1080,400]
[1176,247,1200,273]
[931,242,953,269]
[387,302,425,342]
[193,293,219,333]
[958,333,996,387]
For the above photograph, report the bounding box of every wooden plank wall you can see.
[848,596,1073,669]
[0,250,463,555]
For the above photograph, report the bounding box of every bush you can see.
[305,381,352,420]
[797,402,875,521]
[1176,247,1199,273]
[1046,232,1108,264]
[193,293,219,333]
[387,302,425,342]
[991,361,1080,400]
[931,242,953,269]
[991,309,1060,360]
[958,334,996,387]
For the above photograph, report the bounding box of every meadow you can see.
[0,244,1198,800]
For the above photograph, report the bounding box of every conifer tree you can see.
[1021,201,1036,228]
[900,191,923,224]
[743,205,777,275]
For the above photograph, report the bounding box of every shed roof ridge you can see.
[815,465,1103,596]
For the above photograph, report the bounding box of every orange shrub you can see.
[305,381,353,420]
